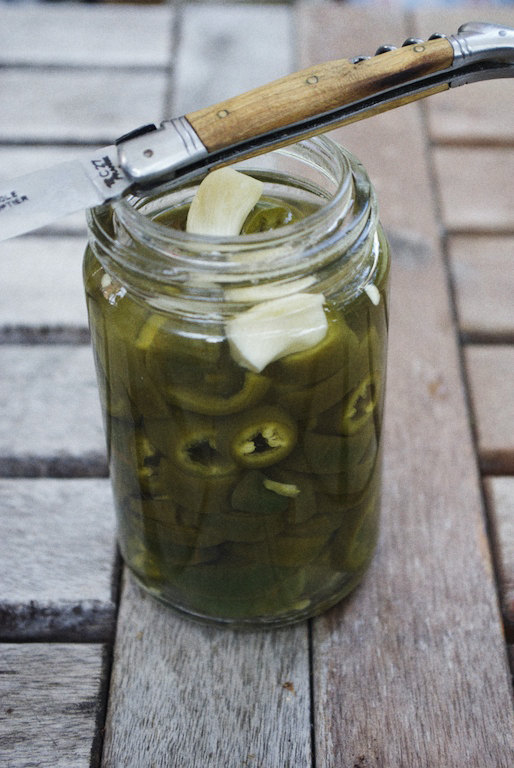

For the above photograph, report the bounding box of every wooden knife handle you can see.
[186,37,454,151]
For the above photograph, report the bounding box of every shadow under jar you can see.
[83,136,390,628]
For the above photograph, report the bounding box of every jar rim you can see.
[86,136,380,302]
[111,135,355,253]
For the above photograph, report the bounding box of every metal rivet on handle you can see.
[375,44,397,55]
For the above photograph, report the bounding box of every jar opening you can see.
[114,137,353,253]
[87,136,380,307]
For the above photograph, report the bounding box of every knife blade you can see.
[0,147,131,241]
[2,21,514,242]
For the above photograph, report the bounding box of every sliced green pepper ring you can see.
[241,197,302,233]
[220,405,298,468]
[266,310,358,387]
[147,414,237,477]
[280,429,373,475]
[143,319,229,393]
[241,206,292,234]
[340,371,381,435]
[275,365,353,421]
[166,371,270,416]
[330,494,380,572]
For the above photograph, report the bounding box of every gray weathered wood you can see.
[465,345,514,474]
[299,7,514,766]
[0,236,88,331]
[0,69,169,143]
[448,235,514,341]
[102,573,312,768]
[0,5,174,68]
[172,4,292,114]
[0,643,106,768]
[484,476,514,629]
[427,78,514,145]
[433,147,514,233]
[0,346,106,475]
[0,478,116,641]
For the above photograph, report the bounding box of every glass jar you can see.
[83,136,390,627]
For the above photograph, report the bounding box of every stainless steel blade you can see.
[0,147,132,242]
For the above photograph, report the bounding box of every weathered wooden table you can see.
[1,4,514,766]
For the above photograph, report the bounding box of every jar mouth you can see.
[112,135,355,256]
[87,136,380,306]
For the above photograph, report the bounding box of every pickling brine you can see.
[83,137,390,627]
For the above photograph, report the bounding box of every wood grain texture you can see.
[0,69,168,144]
[0,643,106,768]
[299,7,514,766]
[448,235,514,341]
[0,236,88,330]
[465,345,514,474]
[172,4,292,115]
[0,479,117,641]
[433,147,514,233]
[0,4,174,68]
[186,38,453,151]
[484,476,514,629]
[102,573,312,768]
[0,346,106,476]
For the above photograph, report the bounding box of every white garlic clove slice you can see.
[186,167,264,236]
[226,292,328,373]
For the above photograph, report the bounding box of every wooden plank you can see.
[433,147,514,233]
[465,345,514,474]
[102,573,312,768]
[483,476,514,630]
[0,236,89,333]
[417,8,514,145]
[0,478,116,641]
[0,643,106,768]
[298,7,514,766]
[0,346,106,476]
[172,4,292,115]
[0,69,169,144]
[448,234,514,341]
[0,5,174,68]
[426,78,514,146]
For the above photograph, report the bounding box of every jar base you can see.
[127,564,371,629]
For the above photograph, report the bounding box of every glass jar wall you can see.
[83,136,390,627]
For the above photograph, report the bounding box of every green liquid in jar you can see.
[84,192,389,626]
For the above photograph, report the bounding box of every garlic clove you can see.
[226,292,328,373]
[186,167,264,236]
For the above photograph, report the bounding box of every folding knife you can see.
[1,21,513,241]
